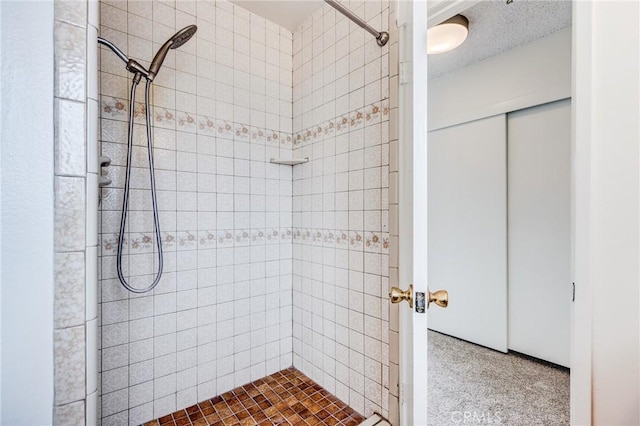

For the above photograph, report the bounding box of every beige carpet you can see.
[428,330,569,426]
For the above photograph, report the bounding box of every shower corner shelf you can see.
[270,157,309,166]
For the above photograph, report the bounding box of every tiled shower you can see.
[52,0,397,424]
[98,1,295,423]
[291,4,391,416]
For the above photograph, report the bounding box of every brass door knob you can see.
[428,289,448,308]
[389,284,413,308]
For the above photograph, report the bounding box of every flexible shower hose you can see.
[116,76,163,293]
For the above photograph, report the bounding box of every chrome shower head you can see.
[148,25,197,81]
[169,25,198,49]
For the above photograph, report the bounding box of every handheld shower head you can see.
[148,25,197,81]
[169,25,198,49]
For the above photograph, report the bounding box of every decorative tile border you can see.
[101,228,295,255]
[292,228,389,254]
[101,96,294,148]
[101,225,381,257]
[293,101,390,147]
[101,96,389,149]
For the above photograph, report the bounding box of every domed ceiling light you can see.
[427,15,469,55]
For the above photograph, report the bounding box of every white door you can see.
[427,115,508,352]
[508,99,571,367]
[394,1,436,425]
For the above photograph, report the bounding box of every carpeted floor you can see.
[428,330,569,426]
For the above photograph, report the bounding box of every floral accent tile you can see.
[335,231,349,248]
[251,228,266,245]
[235,229,251,246]
[215,119,234,139]
[162,232,176,249]
[251,127,266,144]
[281,133,293,148]
[176,231,197,250]
[128,233,156,253]
[336,115,350,136]
[366,104,382,123]
[101,234,125,255]
[349,231,364,250]
[197,116,216,135]
[365,232,382,253]
[350,110,365,130]
[381,233,390,254]
[102,231,189,255]
[153,108,177,130]
[217,230,234,247]
[266,130,280,146]
[176,111,197,133]
[234,123,251,141]
[292,103,387,148]
[266,228,280,244]
[323,230,335,247]
[199,231,217,247]
[281,228,293,242]
[101,96,127,120]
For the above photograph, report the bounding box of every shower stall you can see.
[52,0,395,424]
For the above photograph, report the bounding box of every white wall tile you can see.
[55,326,86,405]
[94,0,391,424]
[291,0,390,417]
[56,99,86,176]
[54,251,85,329]
[54,400,85,426]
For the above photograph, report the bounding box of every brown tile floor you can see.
[143,367,366,426]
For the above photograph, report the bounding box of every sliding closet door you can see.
[428,115,508,352]
[507,99,571,367]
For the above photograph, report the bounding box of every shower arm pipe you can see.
[97,37,129,63]
[324,0,389,46]
[98,37,151,79]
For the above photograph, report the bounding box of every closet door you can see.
[428,114,508,352]
[507,99,571,367]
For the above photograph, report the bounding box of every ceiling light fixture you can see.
[427,15,469,55]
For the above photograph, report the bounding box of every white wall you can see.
[428,27,571,131]
[573,1,640,424]
[0,1,55,424]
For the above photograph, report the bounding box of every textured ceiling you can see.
[229,0,324,31]
[229,0,571,78]
[428,0,572,79]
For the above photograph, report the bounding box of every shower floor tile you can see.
[144,367,366,426]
